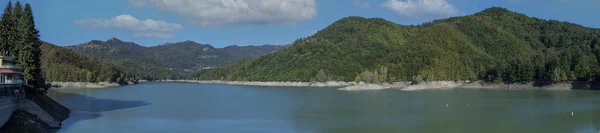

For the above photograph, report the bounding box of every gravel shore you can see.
[53,80,594,91]
[48,82,122,89]
[162,80,354,87]
[170,80,593,91]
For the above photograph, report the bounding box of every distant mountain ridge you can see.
[68,38,289,79]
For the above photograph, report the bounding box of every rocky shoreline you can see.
[165,80,598,91]
[48,80,598,91]
[48,80,143,89]
[344,81,599,91]
[48,82,121,89]
[162,80,354,87]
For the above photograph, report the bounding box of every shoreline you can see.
[48,80,146,89]
[161,80,355,87]
[48,82,121,89]
[162,80,598,91]
[48,80,598,91]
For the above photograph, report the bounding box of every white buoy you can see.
[467,104,470,107]
[446,104,449,107]
[571,112,574,116]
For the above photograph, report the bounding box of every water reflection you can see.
[47,91,151,129]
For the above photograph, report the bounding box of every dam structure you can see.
[0,56,64,128]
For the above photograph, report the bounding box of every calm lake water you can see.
[48,83,600,133]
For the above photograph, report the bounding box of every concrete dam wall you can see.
[0,95,66,128]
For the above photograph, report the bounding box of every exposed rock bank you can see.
[338,82,411,91]
[164,80,354,87]
[400,81,466,91]
[161,80,599,91]
[340,81,599,91]
[49,82,122,89]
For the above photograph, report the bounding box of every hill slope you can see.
[68,38,288,79]
[196,7,600,83]
[41,42,131,82]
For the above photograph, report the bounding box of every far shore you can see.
[48,80,148,89]
[160,80,599,91]
[48,79,598,91]
[161,80,355,87]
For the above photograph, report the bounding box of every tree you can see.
[12,1,22,59]
[18,4,44,88]
[354,74,361,83]
[359,70,375,83]
[412,75,423,83]
[86,71,95,82]
[593,39,600,63]
[315,69,327,82]
[377,65,389,82]
[560,71,568,82]
[551,68,561,82]
[0,1,15,56]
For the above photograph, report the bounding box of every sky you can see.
[1,0,599,47]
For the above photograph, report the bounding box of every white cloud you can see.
[382,0,460,19]
[353,0,371,8]
[128,0,317,27]
[75,14,183,38]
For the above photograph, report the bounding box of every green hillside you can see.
[41,42,131,82]
[196,7,600,83]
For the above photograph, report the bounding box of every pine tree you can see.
[12,1,22,59]
[19,3,43,88]
[0,1,15,56]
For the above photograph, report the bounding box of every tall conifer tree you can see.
[12,1,22,59]
[20,3,43,88]
[0,1,14,56]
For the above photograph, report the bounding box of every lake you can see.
[48,83,600,133]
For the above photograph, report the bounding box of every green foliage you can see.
[11,1,22,60]
[189,7,599,83]
[359,70,376,83]
[354,74,361,83]
[0,1,15,55]
[315,69,328,82]
[18,4,44,87]
[412,75,424,83]
[377,65,389,83]
[41,43,131,82]
[85,71,96,82]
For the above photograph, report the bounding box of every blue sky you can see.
[1,0,599,47]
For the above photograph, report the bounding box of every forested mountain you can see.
[68,38,288,79]
[41,42,131,82]
[220,44,291,60]
[195,7,600,83]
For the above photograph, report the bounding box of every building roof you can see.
[0,68,22,74]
